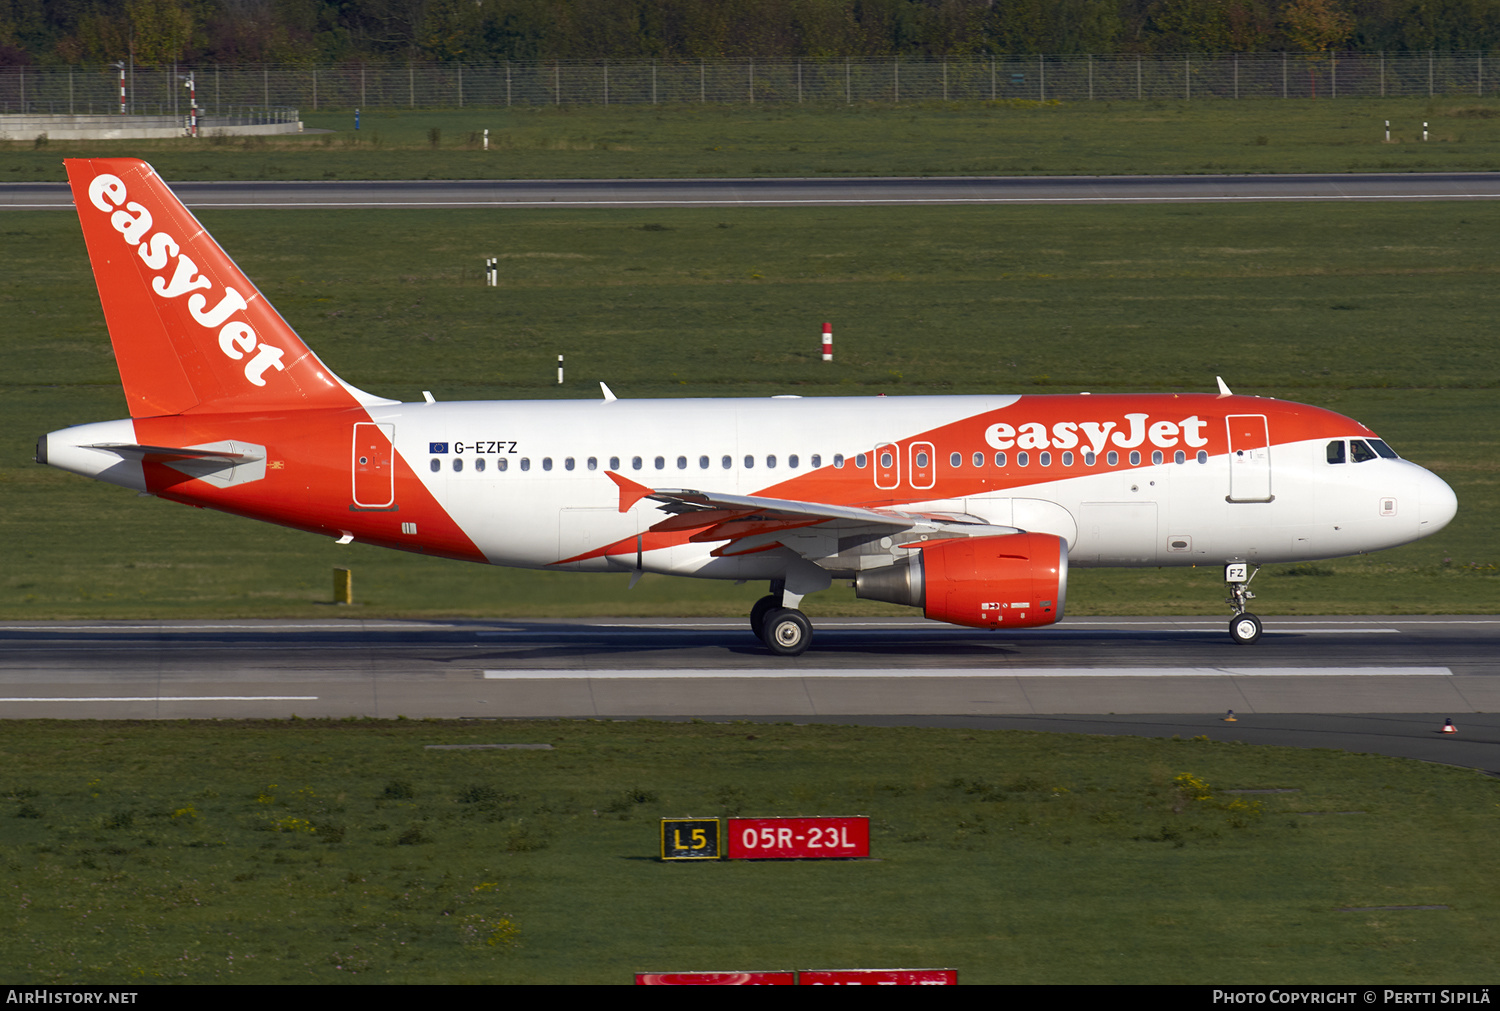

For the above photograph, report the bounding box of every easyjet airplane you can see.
[39,159,1457,654]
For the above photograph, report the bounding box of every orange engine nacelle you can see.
[854,532,1068,630]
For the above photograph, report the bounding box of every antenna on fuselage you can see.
[600,382,618,402]
[1215,376,1233,397]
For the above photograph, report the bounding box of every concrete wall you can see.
[0,114,302,141]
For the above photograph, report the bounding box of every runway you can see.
[4,616,1497,772]
[5,172,1500,209]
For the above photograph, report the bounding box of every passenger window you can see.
[497,457,508,472]
[1107,451,1119,466]
[520,458,530,472]
[699,455,709,469]
[767,455,777,468]
[855,454,868,468]
[453,458,463,472]
[833,454,845,468]
[811,454,822,468]
[949,452,961,467]
[631,456,642,471]
[1084,451,1096,466]
[588,457,598,471]
[916,451,930,468]
[1017,452,1029,467]
[1174,450,1185,464]
[609,456,620,470]
[1326,440,1346,464]
[1062,451,1074,466]
[789,455,799,468]
[1351,440,1377,463]
[721,455,732,469]
[1196,450,1207,464]
[475,458,486,472]
[994,452,1007,467]
[542,457,553,471]
[676,456,687,470]
[564,457,574,471]
[429,459,440,473]
[1151,450,1163,465]
[879,451,892,468]
[744,455,755,469]
[1129,451,1141,466]
[972,452,984,468]
[654,456,665,470]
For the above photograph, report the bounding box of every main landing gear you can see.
[750,581,814,657]
[1225,562,1262,645]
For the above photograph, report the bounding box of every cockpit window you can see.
[1368,439,1399,460]
[1350,440,1378,463]
[1326,440,1346,464]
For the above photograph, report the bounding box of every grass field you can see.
[4,198,1497,619]
[1,719,1495,984]
[5,97,1500,182]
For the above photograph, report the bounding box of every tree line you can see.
[1,0,1496,69]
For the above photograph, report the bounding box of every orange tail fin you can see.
[65,158,390,418]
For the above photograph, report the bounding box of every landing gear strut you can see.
[750,580,813,656]
[1225,562,1262,645]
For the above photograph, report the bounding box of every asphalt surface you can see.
[5,172,1500,209]
[4,615,1496,772]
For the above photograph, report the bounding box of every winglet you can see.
[1216,376,1233,397]
[605,471,654,513]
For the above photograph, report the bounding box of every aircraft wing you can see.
[605,471,1019,562]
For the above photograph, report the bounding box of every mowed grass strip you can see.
[0,719,1495,984]
[5,97,1500,182]
[3,201,1495,618]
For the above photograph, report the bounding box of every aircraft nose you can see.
[1418,468,1458,538]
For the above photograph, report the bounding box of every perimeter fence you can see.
[2,52,1496,115]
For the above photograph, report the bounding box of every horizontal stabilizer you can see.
[87,443,262,464]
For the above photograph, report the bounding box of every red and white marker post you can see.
[821,322,832,361]
[184,72,197,137]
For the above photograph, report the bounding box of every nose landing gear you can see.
[1225,562,1262,645]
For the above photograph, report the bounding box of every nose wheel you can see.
[1229,612,1262,645]
[1224,562,1262,645]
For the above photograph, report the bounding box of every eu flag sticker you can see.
[429,442,449,454]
